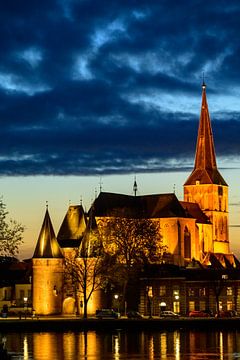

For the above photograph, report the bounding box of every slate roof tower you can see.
[184,83,229,254]
[32,207,64,315]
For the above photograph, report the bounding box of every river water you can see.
[1,329,240,359]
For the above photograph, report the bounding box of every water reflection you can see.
[1,329,240,359]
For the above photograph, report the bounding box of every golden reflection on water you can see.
[174,331,180,360]
[23,335,29,360]
[219,331,223,360]
[3,329,240,359]
[160,332,167,359]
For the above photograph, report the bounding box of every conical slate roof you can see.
[33,208,63,258]
[79,207,103,258]
[185,83,227,186]
[57,205,86,248]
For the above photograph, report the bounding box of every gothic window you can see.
[221,218,224,234]
[219,198,222,211]
[184,226,191,259]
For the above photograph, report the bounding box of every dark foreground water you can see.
[1,329,240,359]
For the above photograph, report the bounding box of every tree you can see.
[64,211,115,318]
[100,214,167,308]
[64,250,114,318]
[0,198,24,257]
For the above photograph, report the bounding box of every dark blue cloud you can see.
[0,0,239,175]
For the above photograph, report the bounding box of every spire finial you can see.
[133,175,138,196]
[99,176,103,193]
[80,196,83,206]
[46,200,48,210]
[202,72,206,89]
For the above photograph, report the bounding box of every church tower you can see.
[32,206,64,315]
[184,82,229,254]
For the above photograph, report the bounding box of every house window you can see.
[227,287,232,296]
[199,288,206,296]
[218,186,223,196]
[199,301,206,310]
[188,288,195,296]
[173,288,180,300]
[227,301,233,310]
[189,301,195,311]
[159,286,166,296]
[19,290,25,299]
[173,301,180,313]
[219,301,223,311]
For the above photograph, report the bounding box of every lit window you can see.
[188,288,195,296]
[199,288,206,296]
[227,287,232,296]
[189,301,195,311]
[227,301,233,310]
[159,286,166,296]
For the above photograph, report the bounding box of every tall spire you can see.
[33,207,63,258]
[133,176,138,196]
[194,82,217,170]
[185,83,227,186]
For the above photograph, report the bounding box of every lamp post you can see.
[159,301,166,316]
[23,297,28,319]
[147,287,153,319]
[114,294,119,313]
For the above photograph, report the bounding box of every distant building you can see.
[31,83,238,316]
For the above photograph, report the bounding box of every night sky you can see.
[1,1,240,259]
[1,0,240,177]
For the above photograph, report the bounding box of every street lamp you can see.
[159,301,166,316]
[23,297,28,308]
[23,297,28,319]
[147,287,153,319]
[114,294,119,313]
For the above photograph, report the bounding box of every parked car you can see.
[217,310,238,318]
[189,310,210,317]
[96,309,120,319]
[127,311,143,319]
[160,311,180,318]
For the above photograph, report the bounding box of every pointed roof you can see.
[57,205,86,248]
[185,83,227,186]
[33,208,63,258]
[79,207,103,258]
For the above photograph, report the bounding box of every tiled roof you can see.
[92,192,191,219]
[180,201,211,224]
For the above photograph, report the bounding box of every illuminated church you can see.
[32,83,238,316]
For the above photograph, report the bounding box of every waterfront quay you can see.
[0,316,240,332]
